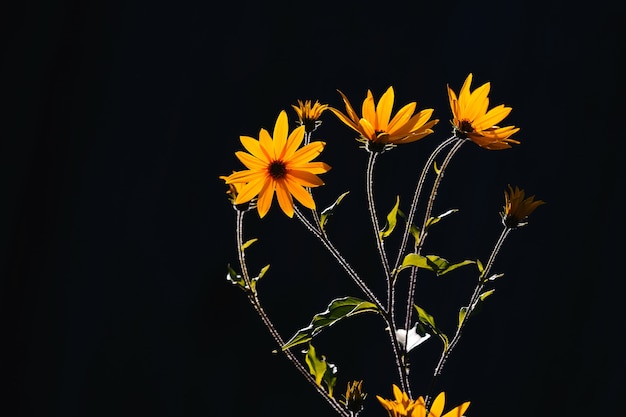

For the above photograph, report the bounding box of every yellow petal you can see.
[473,105,511,131]
[273,110,289,159]
[329,107,360,133]
[376,86,395,131]
[362,90,377,127]
[240,135,268,161]
[234,174,266,204]
[457,73,473,111]
[298,161,332,174]
[275,180,295,217]
[285,177,316,209]
[235,151,267,170]
[429,392,445,417]
[464,82,490,122]
[387,101,417,133]
[258,128,275,160]
[282,125,306,159]
[358,118,376,141]
[288,141,325,166]
[225,169,261,184]
[442,401,470,417]
[336,89,360,123]
[256,179,275,218]
[288,170,324,187]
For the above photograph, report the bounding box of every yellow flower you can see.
[341,380,367,413]
[376,385,470,417]
[447,73,520,150]
[330,87,438,150]
[501,184,545,228]
[292,99,329,133]
[223,110,331,218]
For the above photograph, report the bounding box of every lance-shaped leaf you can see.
[241,238,258,251]
[282,297,380,350]
[305,344,338,397]
[379,196,400,240]
[320,191,350,231]
[226,264,246,291]
[249,264,270,294]
[458,306,468,329]
[414,304,449,351]
[400,254,475,276]
[425,209,458,229]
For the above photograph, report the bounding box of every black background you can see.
[2,1,624,416]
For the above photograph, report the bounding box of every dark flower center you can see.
[269,161,287,178]
[459,120,474,133]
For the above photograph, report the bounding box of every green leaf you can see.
[479,289,495,301]
[282,297,381,350]
[476,259,484,276]
[249,264,270,293]
[241,238,258,251]
[400,254,475,276]
[425,209,458,229]
[379,196,400,240]
[458,306,468,328]
[414,304,448,351]
[320,192,350,231]
[323,362,338,397]
[305,344,327,386]
[226,264,246,290]
[304,344,338,397]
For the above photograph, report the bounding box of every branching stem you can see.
[234,210,350,417]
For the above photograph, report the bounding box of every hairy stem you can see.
[425,226,512,412]
[403,138,465,345]
[235,210,349,417]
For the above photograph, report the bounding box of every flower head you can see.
[330,87,438,152]
[341,380,367,413]
[376,385,470,417]
[447,73,520,150]
[501,184,545,228]
[223,110,331,218]
[292,99,329,133]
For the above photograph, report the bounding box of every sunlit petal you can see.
[376,86,395,131]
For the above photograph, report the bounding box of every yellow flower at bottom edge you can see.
[376,385,470,417]
[223,110,331,218]
[447,73,520,150]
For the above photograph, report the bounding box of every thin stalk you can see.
[393,136,457,273]
[303,131,323,231]
[366,151,411,394]
[424,227,512,412]
[295,205,410,395]
[365,151,393,289]
[235,210,349,417]
[403,138,466,342]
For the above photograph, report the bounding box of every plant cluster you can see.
[220,74,544,417]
